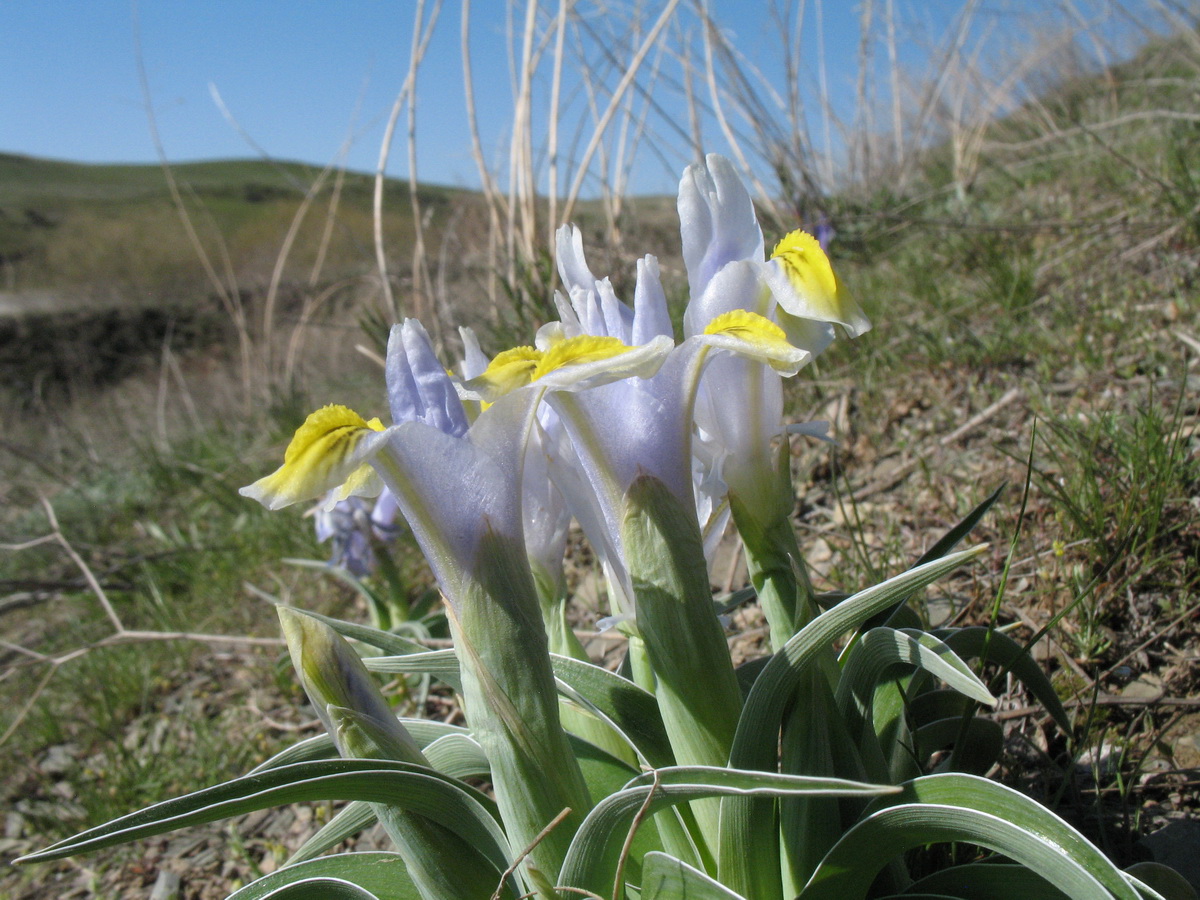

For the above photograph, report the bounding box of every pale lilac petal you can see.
[386,319,469,437]
[556,224,597,294]
[457,326,490,380]
[683,259,770,339]
[632,256,673,344]
[678,154,764,298]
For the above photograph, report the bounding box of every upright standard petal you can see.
[678,153,764,297]
[386,319,470,437]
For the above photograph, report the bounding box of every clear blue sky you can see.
[4,1,1152,195]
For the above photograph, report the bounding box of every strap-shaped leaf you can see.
[836,628,996,749]
[559,765,897,896]
[936,627,1071,731]
[863,485,1003,632]
[423,733,490,779]
[252,720,470,774]
[915,717,1004,776]
[229,853,416,899]
[252,733,339,773]
[912,486,1004,569]
[550,654,674,768]
[1125,862,1198,900]
[298,609,431,657]
[286,801,378,865]
[801,804,1113,900]
[641,851,748,899]
[802,773,1141,900]
[363,649,462,691]
[906,861,1073,899]
[15,760,509,876]
[258,877,384,899]
[362,649,675,770]
[718,546,987,900]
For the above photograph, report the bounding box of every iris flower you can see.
[679,154,870,647]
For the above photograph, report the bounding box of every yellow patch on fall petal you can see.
[704,309,801,372]
[241,405,385,510]
[532,335,631,381]
[476,346,543,397]
[769,230,868,336]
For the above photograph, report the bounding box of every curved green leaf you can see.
[801,804,1113,900]
[551,654,675,769]
[251,734,339,773]
[422,733,490,779]
[802,773,1140,900]
[286,801,377,865]
[251,720,470,775]
[362,649,675,771]
[836,627,996,779]
[260,877,383,899]
[296,609,431,658]
[15,760,509,876]
[915,717,1004,776]
[363,649,462,690]
[641,851,747,899]
[1125,862,1198,900]
[907,862,1072,899]
[228,853,417,900]
[913,486,1004,569]
[718,546,987,900]
[937,627,1071,732]
[559,766,897,897]
[863,485,1003,632]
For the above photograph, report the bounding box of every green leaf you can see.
[257,877,384,899]
[286,802,378,865]
[914,717,1004,776]
[802,805,1111,900]
[802,773,1141,900]
[251,734,339,772]
[912,486,1004,569]
[550,654,675,769]
[906,862,1072,899]
[558,765,897,897]
[1125,862,1199,900]
[864,485,1003,632]
[294,609,431,658]
[232,854,414,898]
[15,760,509,876]
[363,649,677,771]
[251,720,471,775]
[836,628,996,775]
[363,649,463,692]
[641,851,748,899]
[422,733,490,779]
[937,627,1072,732]
[718,546,987,900]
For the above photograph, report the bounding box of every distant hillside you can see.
[0,154,469,297]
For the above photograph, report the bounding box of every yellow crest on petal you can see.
[704,309,803,372]
[769,229,870,339]
[477,346,543,396]
[771,231,841,308]
[241,404,385,510]
[532,335,631,381]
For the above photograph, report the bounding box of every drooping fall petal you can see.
[240,405,389,511]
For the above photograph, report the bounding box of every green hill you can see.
[0,153,466,296]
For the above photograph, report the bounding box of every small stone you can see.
[1121,675,1163,701]
[148,869,181,900]
[5,811,24,839]
[40,744,78,775]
